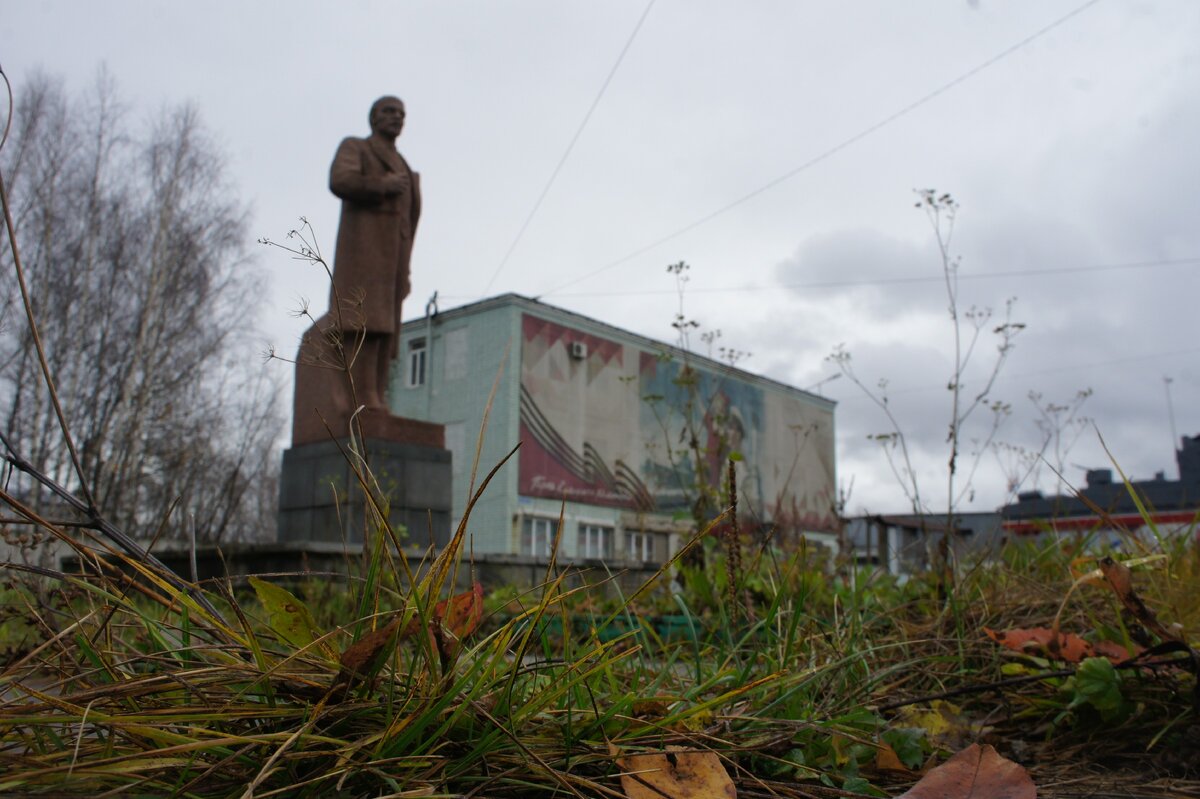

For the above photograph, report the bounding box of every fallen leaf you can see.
[985,626,1092,662]
[334,583,487,691]
[336,614,404,687]
[631,698,672,718]
[984,626,1133,664]
[674,707,714,733]
[617,745,736,799]
[1099,557,1178,643]
[401,582,485,640]
[400,582,486,665]
[895,701,983,752]
[874,742,913,774]
[1093,638,1142,663]
[249,577,334,660]
[439,581,484,639]
[897,743,1035,799]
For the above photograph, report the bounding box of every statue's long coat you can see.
[328,135,421,345]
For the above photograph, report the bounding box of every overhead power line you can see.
[835,345,1200,402]
[481,0,657,296]
[539,0,1104,298]
[514,256,1200,299]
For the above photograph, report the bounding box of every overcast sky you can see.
[3,1,1198,517]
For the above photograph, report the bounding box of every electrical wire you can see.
[481,0,657,296]
[538,0,1104,298]
[834,346,1200,402]
[442,255,1200,301]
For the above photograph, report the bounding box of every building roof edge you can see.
[401,293,835,407]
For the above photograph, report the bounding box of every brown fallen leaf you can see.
[408,582,486,664]
[631,697,673,718]
[1093,638,1143,663]
[440,581,485,639]
[616,745,736,799]
[897,743,1035,799]
[333,613,405,693]
[401,582,486,640]
[1099,557,1179,644]
[333,583,486,692]
[874,742,914,775]
[984,626,1134,664]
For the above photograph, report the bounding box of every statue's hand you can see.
[381,172,410,196]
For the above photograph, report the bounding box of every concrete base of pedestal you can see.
[277,436,452,547]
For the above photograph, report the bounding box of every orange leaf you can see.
[331,583,486,691]
[874,743,914,775]
[897,743,1035,799]
[616,745,736,799]
[395,582,485,644]
[1093,638,1141,662]
[439,581,484,639]
[400,582,485,641]
[984,626,1131,664]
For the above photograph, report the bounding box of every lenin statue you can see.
[291,96,426,445]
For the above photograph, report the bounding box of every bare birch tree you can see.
[0,72,281,546]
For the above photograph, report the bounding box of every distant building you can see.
[1001,435,1200,546]
[389,294,837,566]
[842,512,1002,575]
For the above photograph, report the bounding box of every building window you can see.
[521,516,556,558]
[625,530,660,563]
[578,523,614,560]
[407,337,427,388]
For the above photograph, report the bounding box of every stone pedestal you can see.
[277,429,452,547]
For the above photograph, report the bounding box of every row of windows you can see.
[520,517,667,563]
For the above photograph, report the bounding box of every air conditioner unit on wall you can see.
[568,341,588,360]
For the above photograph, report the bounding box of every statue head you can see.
[369,96,406,139]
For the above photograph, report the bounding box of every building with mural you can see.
[389,294,837,565]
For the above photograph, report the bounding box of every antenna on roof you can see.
[1164,375,1180,478]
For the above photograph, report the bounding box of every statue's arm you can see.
[411,173,422,229]
[329,138,388,203]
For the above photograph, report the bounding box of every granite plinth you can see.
[278,434,451,547]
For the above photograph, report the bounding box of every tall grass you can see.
[2,458,1198,797]
[0,483,836,796]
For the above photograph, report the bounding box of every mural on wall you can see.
[518,314,837,531]
[637,350,764,512]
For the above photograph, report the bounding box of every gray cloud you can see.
[4,2,1198,516]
